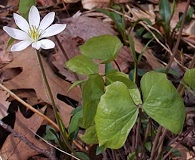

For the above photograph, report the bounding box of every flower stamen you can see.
[28,25,40,41]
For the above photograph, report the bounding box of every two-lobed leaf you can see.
[141,71,185,134]
[95,81,138,149]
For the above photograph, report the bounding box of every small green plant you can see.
[135,0,194,47]
[66,34,186,159]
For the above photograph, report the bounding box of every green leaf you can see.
[6,38,15,50]
[141,71,185,134]
[105,63,115,73]
[183,68,195,90]
[66,55,98,75]
[95,81,138,149]
[69,107,83,140]
[128,152,136,160]
[159,0,171,25]
[106,71,142,105]
[81,125,98,144]
[106,71,136,89]
[80,35,122,63]
[76,152,90,160]
[68,80,86,92]
[82,75,104,128]
[44,125,59,144]
[19,0,36,19]
[96,145,106,155]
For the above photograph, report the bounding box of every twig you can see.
[0,83,59,131]
[0,120,56,160]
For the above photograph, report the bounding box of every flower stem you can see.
[36,50,81,159]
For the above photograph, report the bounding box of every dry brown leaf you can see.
[2,47,81,126]
[62,16,117,41]
[129,5,156,24]
[0,90,10,119]
[82,0,109,10]
[0,108,50,160]
[115,46,134,73]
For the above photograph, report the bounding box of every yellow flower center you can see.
[28,25,40,41]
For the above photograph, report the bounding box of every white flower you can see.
[3,5,66,51]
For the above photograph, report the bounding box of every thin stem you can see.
[150,126,162,159]
[141,119,151,159]
[165,0,190,74]
[131,125,136,154]
[0,83,59,131]
[36,50,81,159]
[135,108,142,159]
[155,129,167,160]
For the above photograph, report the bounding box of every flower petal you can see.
[39,39,55,49]
[11,40,32,51]
[13,13,29,33]
[3,26,30,40]
[32,41,41,50]
[32,39,55,50]
[41,24,66,38]
[39,12,55,31]
[28,6,40,28]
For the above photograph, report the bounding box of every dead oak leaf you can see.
[0,108,50,160]
[2,47,81,126]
